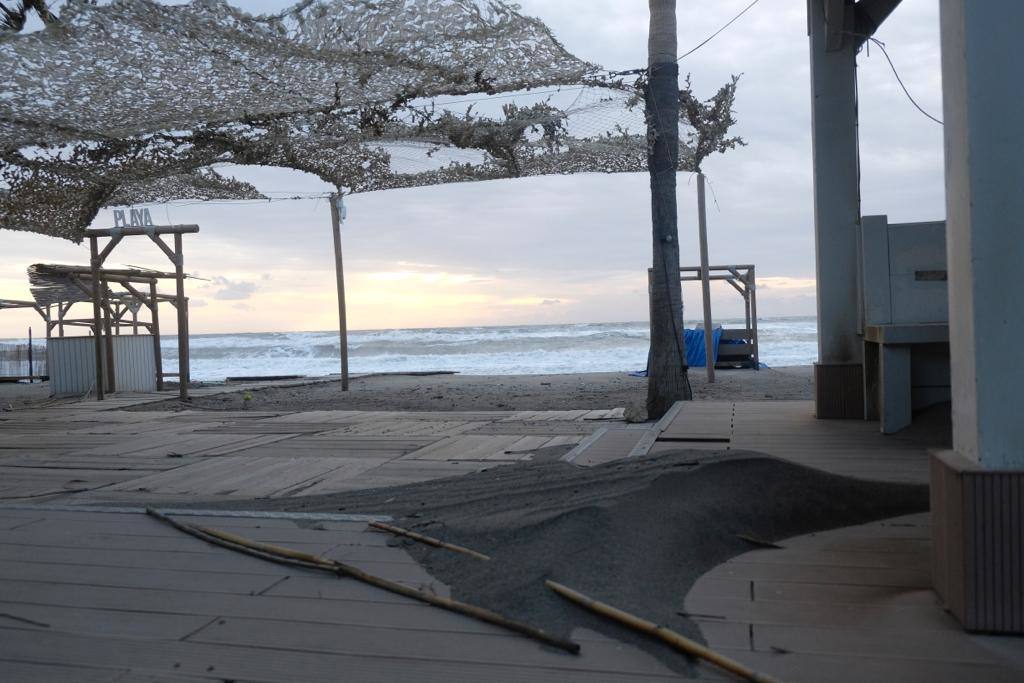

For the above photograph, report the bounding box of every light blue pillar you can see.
[940,0,1024,468]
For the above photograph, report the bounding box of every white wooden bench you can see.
[859,216,950,434]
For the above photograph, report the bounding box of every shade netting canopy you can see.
[1,0,694,242]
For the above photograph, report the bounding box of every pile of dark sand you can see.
[207,450,928,676]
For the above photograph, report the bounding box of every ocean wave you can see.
[154,318,818,379]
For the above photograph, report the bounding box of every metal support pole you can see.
[330,192,350,391]
[173,233,189,401]
[89,237,105,400]
[150,280,164,391]
[696,172,715,382]
[27,327,33,383]
[749,266,759,370]
[102,280,115,392]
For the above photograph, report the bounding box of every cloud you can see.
[189,298,208,308]
[541,299,561,306]
[758,277,816,291]
[208,276,257,300]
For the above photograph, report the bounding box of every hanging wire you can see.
[677,0,763,62]
[865,36,943,125]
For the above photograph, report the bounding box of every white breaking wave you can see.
[150,317,818,381]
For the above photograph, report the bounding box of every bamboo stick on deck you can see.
[368,521,491,561]
[146,509,577,654]
[545,579,785,683]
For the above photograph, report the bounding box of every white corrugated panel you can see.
[112,335,156,392]
[49,335,157,396]
[49,337,98,396]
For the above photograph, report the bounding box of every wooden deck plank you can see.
[0,627,681,683]
[685,513,1024,682]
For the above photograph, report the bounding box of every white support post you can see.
[808,0,864,417]
[932,0,1024,636]
[940,0,1024,469]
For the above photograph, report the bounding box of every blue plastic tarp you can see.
[684,327,723,368]
[632,327,724,376]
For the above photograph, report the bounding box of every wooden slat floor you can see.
[0,391,626,504]
[569,400,931,484]
[0,507,730,682]
[5,392,1022,680]
[684,513,1024,682]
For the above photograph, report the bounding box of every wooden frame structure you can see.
[81,224,197,401]
[679,264,759,370]
[28,264,188,395]
[0,299,48,381]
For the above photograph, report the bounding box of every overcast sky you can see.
[0,0,945,338]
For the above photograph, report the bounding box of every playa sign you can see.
[112,208,154,228]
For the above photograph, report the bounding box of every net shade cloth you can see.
[0,0,694,241]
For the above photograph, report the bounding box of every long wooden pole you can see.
[546,580,785,683]
[697,172,715,382]
[330,192,350,391]
[102,279,116,392]
[173,233,189,401]
[88,237,105,400]
[150,279,164,391]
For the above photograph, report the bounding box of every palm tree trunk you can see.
[646,0,691,418]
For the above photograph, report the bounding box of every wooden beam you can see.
[853,0,902,47]
[173,233,189,401]
[89,237,105,400]
[150,279,164,392]
[86,224,199,237]
[149,234,178,264]
[95,233,123,265]
[102,280,116,390]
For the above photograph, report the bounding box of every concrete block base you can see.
[814,362,864,419]
[931,450,1024,633]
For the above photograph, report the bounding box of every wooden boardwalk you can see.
[0,506,713,682]
[685,513,1023,682]
[567,400,930,483]
[2,391,1022,680]
[0,391,624,504]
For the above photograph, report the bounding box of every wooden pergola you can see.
[22,224,199,401]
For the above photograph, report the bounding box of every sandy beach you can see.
[125,365,814,417]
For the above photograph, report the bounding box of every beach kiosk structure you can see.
[807,0,1024,633]
[23,219,199,401]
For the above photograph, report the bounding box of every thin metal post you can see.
[750,266,759,370]
[89,237,105,400]
[102,280,115,392]
[27,327,33,382]
[696,172,715,382]
[330,192,350,391]
[150,279,164,391]
[173,233,189,401]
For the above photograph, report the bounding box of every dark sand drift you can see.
[199,451,928,676]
